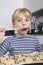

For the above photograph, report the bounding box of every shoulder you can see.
[4,35,17,42]
[28,35,39,40]
[28,35,36,38]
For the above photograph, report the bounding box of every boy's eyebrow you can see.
[17,18,23,20]
[17,18,31,20]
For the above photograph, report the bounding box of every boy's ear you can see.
[12,22,16,28]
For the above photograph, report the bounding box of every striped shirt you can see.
[0,35,42,56]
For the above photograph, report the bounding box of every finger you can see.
[0,28,6,32]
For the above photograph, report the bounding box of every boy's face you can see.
[13,13,31,35]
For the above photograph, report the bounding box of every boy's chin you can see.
[20,31,28,35]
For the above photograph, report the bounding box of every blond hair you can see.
[12,8,32,23]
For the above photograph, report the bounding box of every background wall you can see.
[0,0,24,29]
[24,0,43,12]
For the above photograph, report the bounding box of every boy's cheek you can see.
[27,23,31,27]
[28,22,31,27]
[28,24,31,28]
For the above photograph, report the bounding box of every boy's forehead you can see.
[16,13,31,19]
[19,11,30,16]
[18,13,30,18]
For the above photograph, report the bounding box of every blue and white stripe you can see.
[0,35,42,56]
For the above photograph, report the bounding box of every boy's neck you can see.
[16,32,28,36]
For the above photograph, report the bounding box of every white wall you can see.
[0,0,24,29]
[36,36,43,44]
[24,0,43,12]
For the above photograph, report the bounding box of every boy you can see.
[0,8,42,56]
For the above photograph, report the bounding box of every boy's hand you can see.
[0,28,6,44]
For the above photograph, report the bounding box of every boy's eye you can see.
[17,19,21,22]
[25,19,29,21]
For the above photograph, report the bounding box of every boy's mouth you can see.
[21,28,29,31]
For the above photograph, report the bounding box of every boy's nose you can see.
[22,20,26,25]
